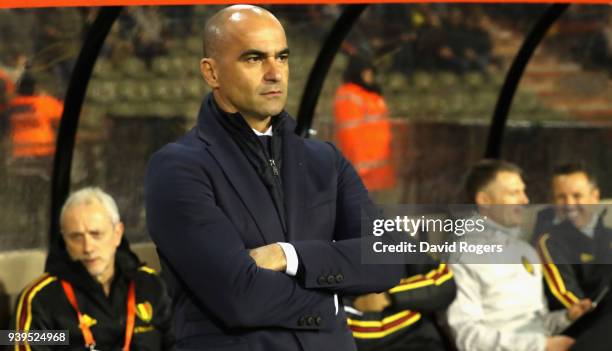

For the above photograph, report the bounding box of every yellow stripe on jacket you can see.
[347,310,422,339]
[538,233,580,308]
[389,263,453,294]
[14,274,57,351]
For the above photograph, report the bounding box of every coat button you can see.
[315,316,323,326]
[298,316,307,326]
[335,274,344,283]
[318,275,327,285]
[327,274,336,284]
[307,316,315,326]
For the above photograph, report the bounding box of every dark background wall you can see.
[390,120,612,204]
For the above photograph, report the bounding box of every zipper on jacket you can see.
[269,159,279,176]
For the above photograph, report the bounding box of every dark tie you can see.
[258,135,273,158]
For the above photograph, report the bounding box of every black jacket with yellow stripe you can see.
[537,215,612,310]
[344,262,456,351]
[11,239,174,350]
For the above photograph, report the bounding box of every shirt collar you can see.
[252,126,273,136]
[552,208,601,238]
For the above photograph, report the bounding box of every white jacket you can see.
[446,219,571,351]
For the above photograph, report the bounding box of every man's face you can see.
[477,171,529,227]
[361,68,375,86]
[552,172,600,229]
[61,201,123,283]
[203,15,289,121]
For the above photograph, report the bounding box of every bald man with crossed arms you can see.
[145,5,408,351]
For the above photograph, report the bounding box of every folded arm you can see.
[145,149,335,331]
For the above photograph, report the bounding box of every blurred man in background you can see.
[6,69,62,173]
[536,163,612,351]
[446,160,590,351]
[4,69,64,236]
[334,55,396,198]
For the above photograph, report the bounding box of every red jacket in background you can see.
[334,82,396,191]
[7,94,63,158]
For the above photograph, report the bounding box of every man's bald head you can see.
[199,4,289,128]
[203,5,284,59]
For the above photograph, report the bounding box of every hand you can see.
[567,298,592,321]
[546,336,575,351]
[249,243,287,272]
[353,293,391,312]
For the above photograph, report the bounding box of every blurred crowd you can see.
[344,5,499,78]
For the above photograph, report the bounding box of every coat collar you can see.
[196,94,305,242]
[45,245,138,313]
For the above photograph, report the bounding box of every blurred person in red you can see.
[334,55,396,196]
[4,70,63,235]
[6,70,63,173]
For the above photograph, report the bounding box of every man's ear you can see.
[475,190,490,205]
[201,58,219,89]
[114,222,124,248]
[592,187,601,202]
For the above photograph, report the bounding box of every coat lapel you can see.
[196,97,285,245]
[280,122,306,242]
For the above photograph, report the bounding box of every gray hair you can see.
[60,187,121,226]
